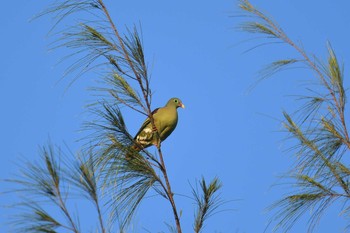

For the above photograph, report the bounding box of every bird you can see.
[129,97,185,154]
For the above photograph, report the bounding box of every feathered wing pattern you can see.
[133,108,160,149]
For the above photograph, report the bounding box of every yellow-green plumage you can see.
[133,97,185,150]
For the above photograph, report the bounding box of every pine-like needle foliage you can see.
[8,145,110,233]
[238,0,350,232]
[88,102,161,230]
[37,0,169,230]
[68,154,107,233]
[192,177,223,233]
[39,0,149,112]
[8,145,80,233]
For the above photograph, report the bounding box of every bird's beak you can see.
[180,103,185,109]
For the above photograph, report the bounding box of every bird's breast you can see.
[154,107,178,140]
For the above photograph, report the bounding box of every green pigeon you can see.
[131,97,185,152]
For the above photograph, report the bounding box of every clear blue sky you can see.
[1,0,350,232]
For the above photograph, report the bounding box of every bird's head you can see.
[167,97,185,109]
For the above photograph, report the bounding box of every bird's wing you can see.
[134,108,160,140]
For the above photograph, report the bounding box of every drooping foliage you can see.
[238,0,350,232]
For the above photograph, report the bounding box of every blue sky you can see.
[1,0,350,232]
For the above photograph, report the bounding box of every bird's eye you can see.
[174,99,178,103]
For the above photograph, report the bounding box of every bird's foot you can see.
[152,125,158,132]
[153,138,161,149]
